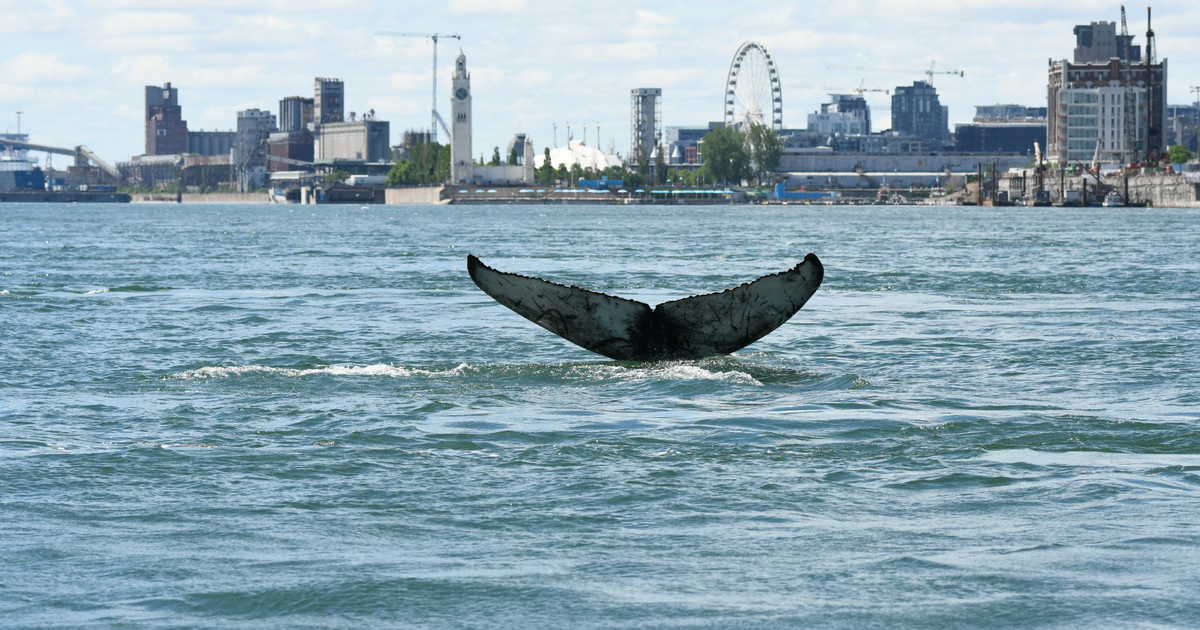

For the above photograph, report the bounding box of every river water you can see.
[2,202,1198,628]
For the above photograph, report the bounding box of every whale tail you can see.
[467,254,823,361]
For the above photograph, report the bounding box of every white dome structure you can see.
[537,140,622,171]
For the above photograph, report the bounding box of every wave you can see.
[579,363,763,387]
[169,360,767,386]
[72,285,173,295]
[979,448,1200,469]
[171,363,470,380]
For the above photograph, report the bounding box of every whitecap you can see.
[979,448,1200,469]
[576,363,762,387]
[84,287,110,295]
[171,362,471,380]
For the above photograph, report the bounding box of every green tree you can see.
[747,123,783,185]
[324,169,351,185]
[701,126,750,185]
[654,145,667,186]
[535,148,555,184]
[490,146,502,166]
[386,161,411,186]
[508,145,519,165]
[386,143,451,186]
[1167,144,1194,164]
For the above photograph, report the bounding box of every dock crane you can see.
[0,138,120,180]
[376,31,461,144]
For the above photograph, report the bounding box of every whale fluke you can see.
[467,254,824,361]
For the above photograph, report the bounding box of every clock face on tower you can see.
[455,87,469,100]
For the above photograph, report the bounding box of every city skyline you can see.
[3,0,1198,164]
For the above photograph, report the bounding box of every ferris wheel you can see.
[723,41,783,132]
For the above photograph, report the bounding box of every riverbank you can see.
[133,192,267,204]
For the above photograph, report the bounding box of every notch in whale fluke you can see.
[467,254,823,361]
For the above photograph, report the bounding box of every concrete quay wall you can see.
[1000,170,1200,207]
[1117,175,1200,207]
[131,192,268,204]
[384,187,446,205]
[779,152,1029,174]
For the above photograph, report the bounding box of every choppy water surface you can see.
[2,203,1198,628]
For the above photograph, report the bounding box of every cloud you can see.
[569,41,660,63]
[99,11,196,36]
[390,72,431,92]
[0,53,89,84]
[111,55,172,83]
[626,9,679,39]
[449,0,526,13]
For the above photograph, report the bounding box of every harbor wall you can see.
[999,169,1200,207]
[1119,174,1200,207]
[131,192,267,203]
[384,186,445,205]
[181,192,265,203]
[779,152,1029,174]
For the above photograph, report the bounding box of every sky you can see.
[3,0,1199,165]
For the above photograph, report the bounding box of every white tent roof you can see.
[536,140,621,170]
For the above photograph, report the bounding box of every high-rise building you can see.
[279,96,315,133]
[314,78,345,125]
[973,104,1047,123]
[808,94,871,136]
[891,81,949,146]
[314,119,390,162]
[145,82,188,155]
[234,108,277,190]
[630,88,662,167]
[1047,11,1166,164]
[1072,21,1140,64]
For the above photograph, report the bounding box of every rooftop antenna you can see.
[552,122,557,147]
[1146,6,1157,161]
[16,111,22,134]
[1145,7,1155,65]
[375,31,461,144]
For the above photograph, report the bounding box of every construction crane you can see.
[376,31,461,144]
[923,61,964,85]
[821,79,889,97]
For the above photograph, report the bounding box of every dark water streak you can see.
[2,203,1198,628]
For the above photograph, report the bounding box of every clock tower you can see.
[450,51,473,185]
